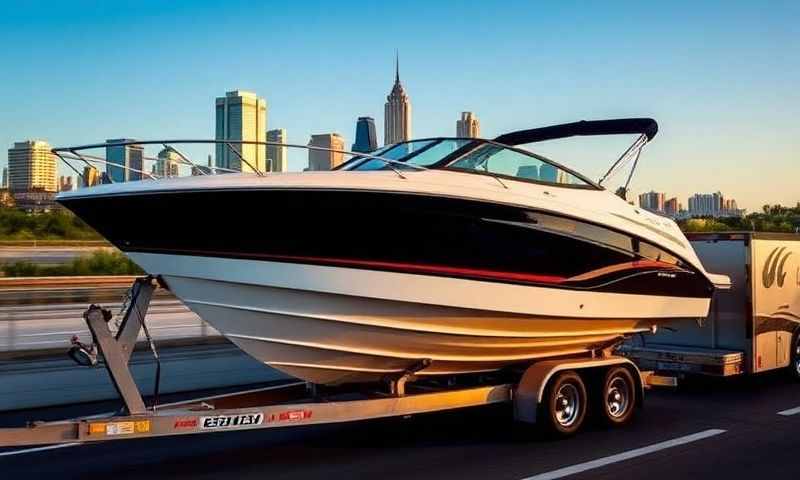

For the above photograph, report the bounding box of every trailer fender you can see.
[513,356,643,424]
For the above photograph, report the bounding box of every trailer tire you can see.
[597,366,637,427]
[789,331,800,381]
[539,371,587,437]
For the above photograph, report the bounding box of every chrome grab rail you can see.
[52,139,428,185]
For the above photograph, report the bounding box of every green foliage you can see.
[2,250,144,277]
[678,203,800,233]
[0,207,101,240]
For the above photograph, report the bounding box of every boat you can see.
[54,118,731,385]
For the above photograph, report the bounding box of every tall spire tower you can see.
[384,52,412,145]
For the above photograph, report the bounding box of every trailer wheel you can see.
[790,331,800,381]
[540,371,587,437]
[598,366,637,426]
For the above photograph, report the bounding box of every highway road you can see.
[1,372,799,479]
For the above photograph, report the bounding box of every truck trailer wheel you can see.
[597,366,637,426]
[540,371,587,437]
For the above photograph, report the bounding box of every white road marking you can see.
[777,406,800,416]
[0,442,80,457]
[520,429,727,480]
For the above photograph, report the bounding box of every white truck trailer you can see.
[623,232,800,378]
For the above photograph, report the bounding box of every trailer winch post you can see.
[116,276,157,362]
[84,276,157,416]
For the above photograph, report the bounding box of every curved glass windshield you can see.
[341,138,595,189]
[343,139,472,171]
[446,143,592,187]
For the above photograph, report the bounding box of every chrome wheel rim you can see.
[554,383,581,427]
[606,375,631,418]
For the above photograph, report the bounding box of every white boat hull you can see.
[131,253,710,384]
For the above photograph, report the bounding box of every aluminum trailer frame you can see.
[0,276,668,448]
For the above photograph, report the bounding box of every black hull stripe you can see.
[59,188,712,298]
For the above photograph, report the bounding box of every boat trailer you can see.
[0,276,674,448]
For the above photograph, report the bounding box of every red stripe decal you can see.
[257,254,568,284]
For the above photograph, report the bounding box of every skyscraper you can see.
[215,90,267,173]
[153,147,181,177]
[664,197,679,216]
[7,140,57,193]
[58,176,74,192]
[687,191,742,217]
[352,117,377,153]
[266,128,288,172]
[456,112,480,138]
[539,164,570,184]
[105,139,144,182]
[1,167,7,188]
[638,191,665,213]
[384,54,411,145]
[82,165,100,188]
[308,134,345,171]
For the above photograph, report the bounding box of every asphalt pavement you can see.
[1,372,799,480]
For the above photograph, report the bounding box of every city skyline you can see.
[0,1,797,211]
[637,189,744,219]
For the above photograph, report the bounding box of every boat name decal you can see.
[200,413,264,429]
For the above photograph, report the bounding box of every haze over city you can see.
[0,0,798,211]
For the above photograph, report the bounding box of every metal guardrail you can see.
[0,240,111,247]
[0,276,218,354]
[0,275,138,289]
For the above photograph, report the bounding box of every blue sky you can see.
[0,0,797,211]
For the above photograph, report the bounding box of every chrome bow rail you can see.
[51,139,426,184]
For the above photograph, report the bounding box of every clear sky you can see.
[0,0,797,211]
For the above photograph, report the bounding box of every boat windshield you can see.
[343,138,595,189]
[342,139,472,171]
[445,143,593,188]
